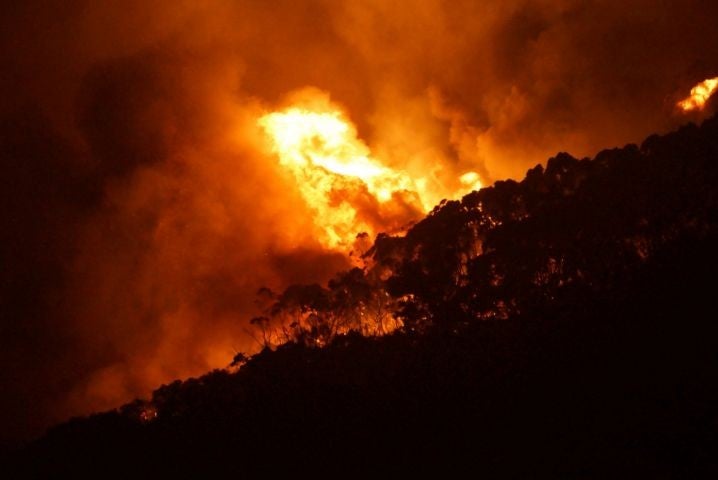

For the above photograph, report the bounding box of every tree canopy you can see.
[10,115,718,477]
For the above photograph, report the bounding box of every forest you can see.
[7,115,718,476]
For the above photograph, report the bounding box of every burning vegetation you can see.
[678,77,718,112]
[3,0,718,452]
[17,115,718,476]
[258,92,481,251]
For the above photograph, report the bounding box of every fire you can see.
[258,99,482,250]
[677,77,718,112]
[459,171,482,191]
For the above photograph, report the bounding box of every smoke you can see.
[1,0,717,445]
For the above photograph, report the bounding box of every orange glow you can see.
[677,77,718,112]
[259,100,482,250]
[459,171,482,191]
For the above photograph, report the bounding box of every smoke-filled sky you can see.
[1,0,717,446]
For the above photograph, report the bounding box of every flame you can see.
[259,101,483,250]
[459,171,482,191]
[677,77,718,112]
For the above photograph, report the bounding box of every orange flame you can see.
[259,100,482,250]
[677,77,718,112]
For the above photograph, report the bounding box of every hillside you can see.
[10,115,718,477]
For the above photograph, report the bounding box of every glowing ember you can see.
[259,100,483,250]
[139,404,157,423]
[677,77,718,112]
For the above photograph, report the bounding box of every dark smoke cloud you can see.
[1,0,717,446]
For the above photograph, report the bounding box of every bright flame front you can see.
[259,102,482,251]
[678,77,718,112]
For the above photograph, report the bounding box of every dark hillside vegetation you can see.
[10,116,718,477]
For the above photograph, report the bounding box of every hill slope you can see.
[10,116,718,477]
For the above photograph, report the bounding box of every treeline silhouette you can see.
[10,116,718,477]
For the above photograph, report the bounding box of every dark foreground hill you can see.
[9,116,718,477]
